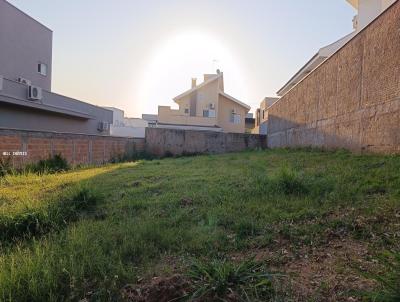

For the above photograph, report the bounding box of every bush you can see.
[188,258,276,301]
[0,156,13,177]
[29,154,70,174]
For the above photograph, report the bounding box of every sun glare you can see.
[136,31,248,115]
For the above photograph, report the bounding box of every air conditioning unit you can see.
[98,121,110,132]
[0,76,3,91]
[209,103,215,109]
[28,85,42,100]
[17,77,31,85]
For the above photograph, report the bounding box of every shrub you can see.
[188,258,276,301]
[0,156,13,177]
[29,154,70,174]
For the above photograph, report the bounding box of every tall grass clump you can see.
[365,252,400,302]
[0,185,100,243]
[29,154,70,174]
[188,258,277,301]
[273,166,308,196]
[0,157,14,177]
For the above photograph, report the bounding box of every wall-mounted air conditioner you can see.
[98,121,110,132]
[17,77,31,85]
[28,85,42,100]
[209,103,215,109]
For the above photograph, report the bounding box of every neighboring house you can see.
[157,71,251,133]
[0,0,112,135]
[245,113,255,133]
[104,107,148,138]
[277,0,396,97]
[142,114,158,127]
[253,97,279,135]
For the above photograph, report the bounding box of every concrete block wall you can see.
[268,1,400,154]
[0,129,145,168]
[145,127,267,157]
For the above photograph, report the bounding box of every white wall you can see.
[110,125,146,138]
[105,107,148,138]
[356,0,396,30]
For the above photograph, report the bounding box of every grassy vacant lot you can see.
[0,149,399,301]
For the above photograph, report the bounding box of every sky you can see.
[8,0,356,117]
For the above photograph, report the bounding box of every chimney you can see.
[191,78,197,88]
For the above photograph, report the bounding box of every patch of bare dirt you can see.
[283,239,378,302]
[121,274,191,302]
[230,237,380,302]
[180,197,194,207]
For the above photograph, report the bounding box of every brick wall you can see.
[268,1,400,154]
[0,129,145,168]
[145,127,267,156]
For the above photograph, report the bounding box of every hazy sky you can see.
[9,0,356,117]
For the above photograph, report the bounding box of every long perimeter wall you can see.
[268,1,400,154]
[145,127,267,156]
[0,129,145,168]
[0,128,266,168]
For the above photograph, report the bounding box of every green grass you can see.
[188,258,277,301]
[0,149,399,301]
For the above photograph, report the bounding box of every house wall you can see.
[356,0,396,30]
[158,75,249,133]
[0,129,145,168]
[158,106,217,127]
[105,107,148,138]
[145,127,266,157]
[174,80,220,118]
[0,78,113,135]
[217,94,247,133]
[268,0,400,154]
[0,0,52,90]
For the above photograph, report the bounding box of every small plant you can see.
[188,258,276,301]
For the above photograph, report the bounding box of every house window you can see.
[203,109,216,118]
[262,110,265,120]
[184,108,189,114]
[230,110,241,124]
[38,63,47,76]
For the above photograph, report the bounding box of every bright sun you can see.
[135,31,249,115]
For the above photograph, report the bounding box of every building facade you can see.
[277,0,397,97]
[105,107,148,138]
[157,71,251,133]
[0,0,113,135]
[252,97,279,135]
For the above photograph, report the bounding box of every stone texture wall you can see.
[268,1,400,154]
[145,127,267,156]
[0,129,145,168]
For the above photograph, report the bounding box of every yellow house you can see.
[157,71,251,133]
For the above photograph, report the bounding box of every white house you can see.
[104,107,148,138]
[277,0,397,96]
